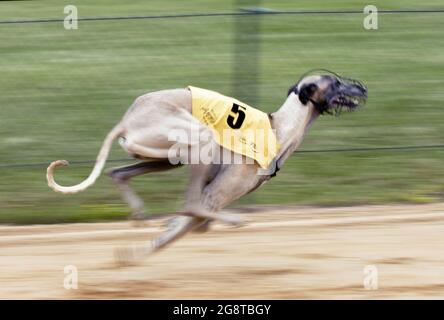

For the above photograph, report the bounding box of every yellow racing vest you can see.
[189,86,280,169]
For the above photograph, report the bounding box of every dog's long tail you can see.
[47,125,123,194]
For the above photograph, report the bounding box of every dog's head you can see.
[288,71,368,115]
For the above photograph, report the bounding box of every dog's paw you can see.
[130,211,148,221]
[192,220,212,233]
[223,214,246,228]
[129,211,150,228]
[164,216,182,230]
[114,245,147,267]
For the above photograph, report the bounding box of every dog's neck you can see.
[270,93,319,168]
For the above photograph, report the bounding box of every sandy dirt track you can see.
[1,203,444,299]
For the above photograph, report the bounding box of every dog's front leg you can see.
[114,216,203,265]
[180,164,244,226]
[183,164,212,212]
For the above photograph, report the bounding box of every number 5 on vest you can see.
[227,103,246,129]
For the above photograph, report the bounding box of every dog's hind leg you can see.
[107,161,181,220]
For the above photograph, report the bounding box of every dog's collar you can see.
[270,163,280,178]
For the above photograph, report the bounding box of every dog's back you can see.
[123,88,192,119]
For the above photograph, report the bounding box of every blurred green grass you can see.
[0,0,444,224]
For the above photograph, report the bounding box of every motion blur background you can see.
[1,0,443,224]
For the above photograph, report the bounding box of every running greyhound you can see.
[46,71,367,264]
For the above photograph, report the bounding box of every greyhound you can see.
[46,71,367,264]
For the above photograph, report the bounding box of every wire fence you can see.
[1,144,443,170]
[1,9,444,25]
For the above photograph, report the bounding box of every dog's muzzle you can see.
[323,78,368,115]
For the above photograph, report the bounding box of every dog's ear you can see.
[298,83,318,105]
[287,84,298,96]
